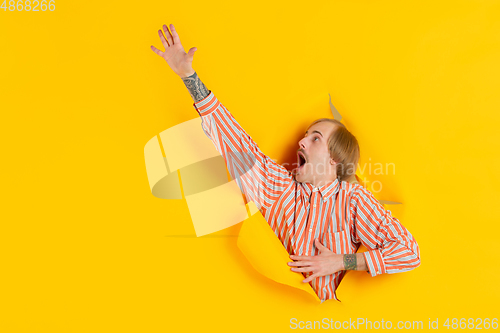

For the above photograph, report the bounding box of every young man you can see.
[151,24,421,302]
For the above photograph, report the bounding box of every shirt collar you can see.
[301,178,340,202]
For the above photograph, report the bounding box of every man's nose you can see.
[298,138,306,149]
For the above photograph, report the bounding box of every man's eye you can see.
[314,137,319,141]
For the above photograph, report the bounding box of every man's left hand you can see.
[288,238,345,283]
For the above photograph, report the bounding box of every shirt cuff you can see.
[192,90,219,117]
[363,249,387,277]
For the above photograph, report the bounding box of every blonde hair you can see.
[307,118,360,182]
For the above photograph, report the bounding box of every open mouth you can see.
[297,151,307,169]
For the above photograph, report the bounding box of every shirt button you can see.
[377,271,380,274]
[309,229,313,232]
[313,204,316,208]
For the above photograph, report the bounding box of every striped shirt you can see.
[192,91,421,302]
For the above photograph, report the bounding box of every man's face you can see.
[293,121,338,185]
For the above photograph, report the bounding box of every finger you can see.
[290,266,314,273]
[163,24,173,46]
[170,24,182,45]
[290,255,311,260]
[288,261,313,267]
[158,29,169,49]
[150,45,164,57]
[303,274,319,283]
[290,255,319,262]
[315,238,328,251]
[187,47,197,59]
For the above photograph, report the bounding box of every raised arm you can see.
[151,23,293,212]
[181,72,210,103]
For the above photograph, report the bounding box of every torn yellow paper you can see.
[237,202,319,301]
[179,156,228,196]
[328,93,342,122]
[144,118,250,234]
[159,118,220,171]
[185,180,249,237]
[144,135,182,199]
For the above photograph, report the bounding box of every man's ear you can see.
[329,158,337,166]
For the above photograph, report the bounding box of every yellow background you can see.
[1,0,500,331]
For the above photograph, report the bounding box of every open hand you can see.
[151,24,197,78]
[288,238,345,283]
